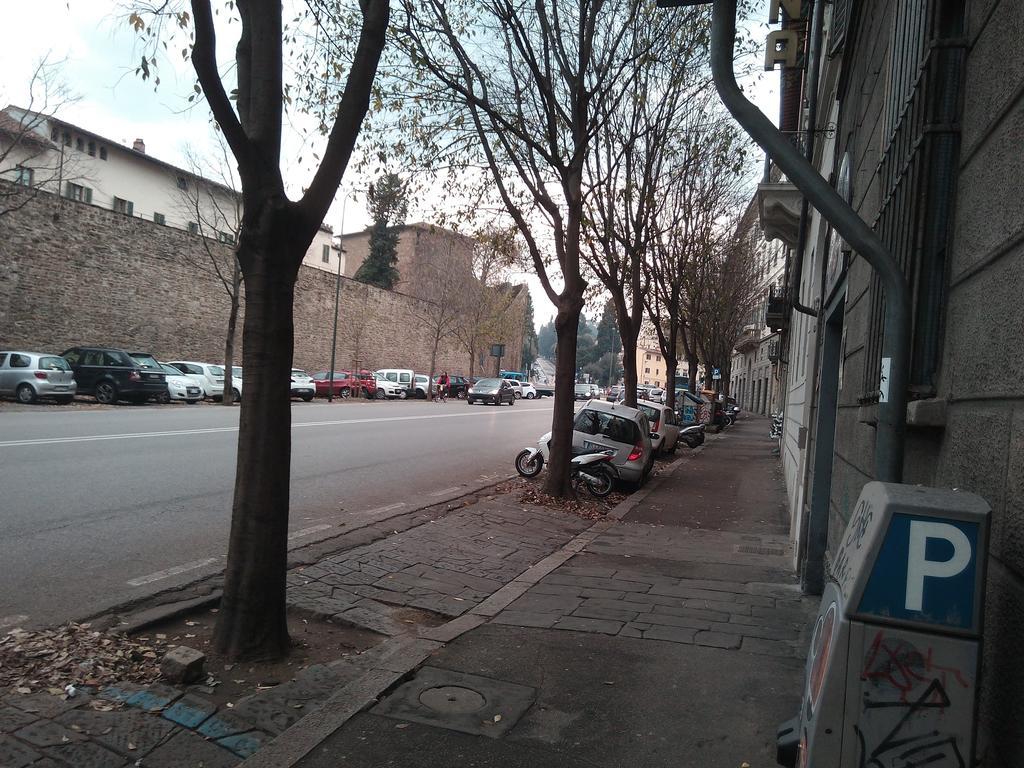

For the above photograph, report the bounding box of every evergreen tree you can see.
[595,299,618,359]
[537,319,557,359]
[354,173,408,289]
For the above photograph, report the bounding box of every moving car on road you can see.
[571,399,653,485]
[467,377,516,406]
[574,383,593,400]
[158,364,203,404]
[62,346,167,405]
[0,351,77,404]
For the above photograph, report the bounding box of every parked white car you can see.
[168,360,227,400]
[646,387,666,404]
[635,398,681,455]
[290,369,316,401]
[159,364,203,404]
[373,372,408,399]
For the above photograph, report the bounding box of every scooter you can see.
[514,432,618,498]
[679,424,705,449]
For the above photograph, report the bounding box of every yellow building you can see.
[636,340,666,387]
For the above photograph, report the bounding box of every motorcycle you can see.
[514,432,618,498]
[679,423,705,449]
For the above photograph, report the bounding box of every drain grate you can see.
[736,544,786,556]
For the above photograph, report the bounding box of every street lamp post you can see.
[327,192,350,403]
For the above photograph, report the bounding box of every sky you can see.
[1,1,782,330]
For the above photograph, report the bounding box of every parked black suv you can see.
[61,347,167,404]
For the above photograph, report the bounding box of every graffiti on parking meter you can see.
[855,630,972,768]
[832,497,875,599]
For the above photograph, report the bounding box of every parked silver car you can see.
[636,399,681,455]
[571,399,653,484]
[0,351,77,404]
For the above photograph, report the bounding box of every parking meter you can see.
[778,482,990,767]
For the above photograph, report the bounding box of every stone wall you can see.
[821,0,1024,763]
[0,186,524,377]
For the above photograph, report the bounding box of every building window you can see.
[218,231,235,245]
[87,141,96,157]
[645,353,651,361]
[99,147,108,160]
[188,222,199,235]
[153,212,166,225]
[322,244,330,263]
[644,367,650,374]
[113,197,134,216]
[62,131,71,147]
[176,176,188,191]
[14,166,33,187]
[64,182,92,203]
[75,137,84,151]
[50,127,58,142]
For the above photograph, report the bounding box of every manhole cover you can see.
[419,685,486,714]
[736,544,786,556]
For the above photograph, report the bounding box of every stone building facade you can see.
[756,0,1024,763]
[0,186,524,377]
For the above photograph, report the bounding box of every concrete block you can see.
[906,398,948,428]
[160,645,206,685]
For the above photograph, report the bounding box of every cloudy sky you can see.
[2,1,781,329]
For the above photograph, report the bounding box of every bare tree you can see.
[583,7,711,408]
[0,56,81,217]
[178,135,243,406]
[398,0,643,496]
[414,242,469,397]
[132,0,390,659]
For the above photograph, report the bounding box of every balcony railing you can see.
[765,288,789,332]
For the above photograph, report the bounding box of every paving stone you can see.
[617,624,644,639]
[0,704,38,731]
[217,729,272,758]
[142,728,240,768]
[44,740,129,768]
[578,597,654,614]
[490,611,559,629]
[0,734,44,768]
[706,620,800,641]
[553,616,624,635]
[642,625,697,644]
[571,606,642,623]
[407,595,473,617]
[578,587,627,600]
[97,683,146,705]
[197,711,259,740]
[695,631,741,649]
[633,612,709,631]
[649,603,731,623]
[124,683,183,713]
[58,707,176,757]
[546,574,651,592]
[740,636,805,658]
[685,598,752,616]
[13,719,85,748]
[5,692,83,719]
[559,566,619,578]
[523,583,581,598]
[506,593,583,614]
[333,605,407,637]
[751,604,811,622]
[161,693,218,729]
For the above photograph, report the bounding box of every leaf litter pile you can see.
[0,622,167,697]
[493,478,627,520]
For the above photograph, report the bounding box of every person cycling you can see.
[435,371,450,402]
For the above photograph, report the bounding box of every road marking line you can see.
[127,558,218,587]
[0,614,29,630]
[429,486,463,497]
[366,502,405,515]
[0,408,551,448]
[287,524,333,540]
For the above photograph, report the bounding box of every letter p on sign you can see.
[905,521,972,612]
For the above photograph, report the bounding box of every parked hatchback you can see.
[290,369,316,401]
[61,347,167,404]
[636,399,681,456]
[571,400,653,485]
[0,351,77,404]
[167,361,227,400]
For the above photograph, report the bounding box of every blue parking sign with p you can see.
[858,514,979,630]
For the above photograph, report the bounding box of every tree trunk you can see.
[213,245,296,660]
[222,258,241,406]
[664,323,679,411]
[687,354,698,393]
[543,303,582,498]
[621,331,638,408]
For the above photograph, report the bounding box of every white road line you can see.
[366,502,405,515]
[287,524,333,540]
[0,407,550,449]
[127,558,219,587]
[0,614,29,630]
[429,486,464,497]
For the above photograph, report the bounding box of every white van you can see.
[375,368,414,396]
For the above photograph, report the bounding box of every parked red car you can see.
[311,370,378,399]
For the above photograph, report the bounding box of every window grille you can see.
[861,0,965,401]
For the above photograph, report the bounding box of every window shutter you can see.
[829,0,852,57]
[84,188,92,204]
[127,200,134,216]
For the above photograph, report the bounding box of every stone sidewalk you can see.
[0,417,815,768]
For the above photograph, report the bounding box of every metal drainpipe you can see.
[788,0,824,318]
[708,0,911,483]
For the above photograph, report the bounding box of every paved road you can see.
[0,397,555,628]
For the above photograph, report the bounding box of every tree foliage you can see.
[354,172,407,289]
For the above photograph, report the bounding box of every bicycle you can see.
[433,385,448,403]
